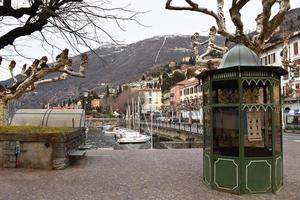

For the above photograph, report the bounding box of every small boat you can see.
[117,130,151,144]
[104,126,122,134]
[97,124,112,131]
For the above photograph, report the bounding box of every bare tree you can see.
[0,0,142,55]
[0,49,88,124]
[113,89,141,115]
[0,1,142,124]
[281,33,300,98]
[166,0,290,55]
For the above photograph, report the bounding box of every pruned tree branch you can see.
[1,49,88,101]
[165,0,291,55]
[0,0,144,57]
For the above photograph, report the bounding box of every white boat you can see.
[117,130,151,144]
[97,124,112,131]
[104,126,122,134]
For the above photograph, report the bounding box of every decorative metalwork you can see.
[242,70,271,77]
[242,104,274,111]
[213,71,237,79]
[242,79,272,86]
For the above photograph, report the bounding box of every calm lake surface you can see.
[86,128,165,150]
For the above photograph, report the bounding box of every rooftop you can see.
[219,44,262,69]
[176,77,199,86]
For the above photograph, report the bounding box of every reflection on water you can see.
[86,128,164,150]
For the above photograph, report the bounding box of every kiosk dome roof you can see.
[219,44,262,68]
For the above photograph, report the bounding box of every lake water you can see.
[86,128,165,150]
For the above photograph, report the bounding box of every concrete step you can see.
[78,144,93,150]
[68,150,87,157]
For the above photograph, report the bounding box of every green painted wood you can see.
[213,158,239,192]
[201,65,285,194]
[275,156,283,190]
[238,74,244,194]
[245,159,272,193]
[204,153,211,185]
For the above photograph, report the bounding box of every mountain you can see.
[4,35,207,108]
[2,7,300,108]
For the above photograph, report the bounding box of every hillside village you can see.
[52,25,300,129]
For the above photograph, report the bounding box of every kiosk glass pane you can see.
[273,84,280,104]
[243,81,271,104]
[244,109,272,157]
[212,80,239,104]
[275,111,282,154]
[204,110,211,152]
[204,87,209,106]
[213,107,239,156]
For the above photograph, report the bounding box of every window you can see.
[190,87,193,94]
[268,55,271,64]
[212,80,239,104]
[243,81,271,104]
[273,84,280,104]
[180,91,182,96]
[213,107,239,156]
[294,42,298,55]
[203,87,209,106]
[275,111,282,155]
[296,83,300,90]
[261,56,268,65]
[244,109,272,157]
[149,98,152,103]
[271,53,276,64]
[204,110,211,153]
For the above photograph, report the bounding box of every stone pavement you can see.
[0,137,299,200]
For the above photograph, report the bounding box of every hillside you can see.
[4,35,202,108]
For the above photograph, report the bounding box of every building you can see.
[138,88,162,114]
[179,77,201,103]
[91,99,101,108]
[170,82,185,106]
[260,31,300,96]
[178,77,202,123]
[260,30,300,128]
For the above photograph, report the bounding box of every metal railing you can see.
[138,120,203,135]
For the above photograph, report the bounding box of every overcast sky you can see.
[0,0,300,80]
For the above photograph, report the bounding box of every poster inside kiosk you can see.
[247,111,263,142]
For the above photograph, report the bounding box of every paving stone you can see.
[0,138,299,200]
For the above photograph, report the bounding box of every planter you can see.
[0,129,85,169]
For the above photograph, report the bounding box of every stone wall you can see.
[0,130,85,169]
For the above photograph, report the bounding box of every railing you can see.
[137,120,203,135]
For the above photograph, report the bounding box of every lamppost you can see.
[82,90,89,111]
[82,89,89,143]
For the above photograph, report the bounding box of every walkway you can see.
[0,135,299,200]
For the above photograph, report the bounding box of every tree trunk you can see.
[0,99,8,125]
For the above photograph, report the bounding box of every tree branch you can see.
[3,49,88,101]
[165,0,219,21]
[165,0,235,46]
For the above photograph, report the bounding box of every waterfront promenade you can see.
[0,134,299,200]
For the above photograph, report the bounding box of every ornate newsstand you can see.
[196,44,287,194]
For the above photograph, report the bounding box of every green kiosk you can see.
[197,44,287,194]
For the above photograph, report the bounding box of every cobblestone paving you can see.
[0,138,299,200]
